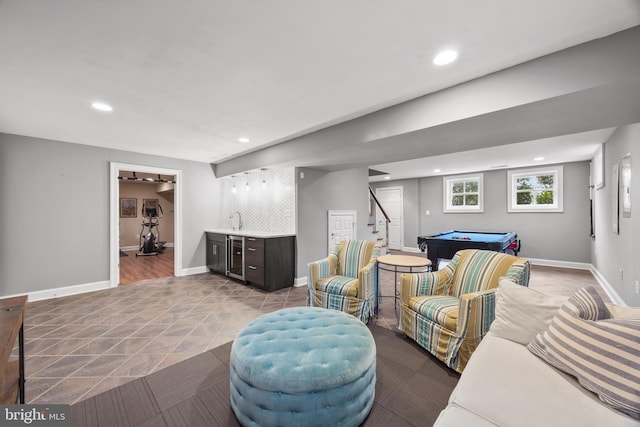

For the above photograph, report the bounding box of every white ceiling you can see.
[369,128,616,182]
[1,1,639,179]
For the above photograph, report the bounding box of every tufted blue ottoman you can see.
[230,307,376,427]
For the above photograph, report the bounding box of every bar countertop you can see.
[205,229,295,238]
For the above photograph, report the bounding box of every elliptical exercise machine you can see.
[136,203,166,256]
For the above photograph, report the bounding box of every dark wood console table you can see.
[1,295,27,404]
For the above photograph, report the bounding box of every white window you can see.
[508,166,563,212]
[443,173,484,213]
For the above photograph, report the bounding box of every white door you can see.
[327,210,357,253]
[376,187,403,251]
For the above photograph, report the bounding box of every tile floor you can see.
[22,273,310,404]
[19,255,602,405]
[20,269,400,405]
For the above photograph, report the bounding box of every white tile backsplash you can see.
[224,167,296,233]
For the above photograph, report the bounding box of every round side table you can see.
[376,254,432,312]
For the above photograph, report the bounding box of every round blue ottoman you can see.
[230,307,376,427]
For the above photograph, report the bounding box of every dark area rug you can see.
[71,324,459,427]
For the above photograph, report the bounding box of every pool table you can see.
[417,230,519,271]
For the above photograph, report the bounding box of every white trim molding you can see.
[590,266,626,306]
[526,258,591,270]
[7,280,112,302]
[508,166,564,213]
[526,258,625,306]
[443,173,484,213]
[179,266,209,276]
[294,276,308,287]
[327,210,357,253]
[402,246,420,253]
[20,266,210,302]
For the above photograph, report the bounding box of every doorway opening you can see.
[118,170,175,284]
[109,163,182,288]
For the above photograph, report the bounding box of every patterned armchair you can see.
[307,240,380,323]
[399,249,530,373]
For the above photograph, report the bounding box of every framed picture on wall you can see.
[120,198,137,218]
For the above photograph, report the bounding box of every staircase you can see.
[368,187,391,254]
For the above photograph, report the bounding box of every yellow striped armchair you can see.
[399,249,530,372]
[307,240,380,323]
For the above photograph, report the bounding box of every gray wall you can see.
[370,178,420,250]
[0,133,222,297]
[592,123,640,306]
[296,167,373,278]
[375,161,591,262]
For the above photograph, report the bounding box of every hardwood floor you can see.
[119,247,174,285]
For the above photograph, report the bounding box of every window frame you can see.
[507,166,564,213]
[443,173,484,213]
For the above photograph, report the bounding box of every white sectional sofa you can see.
[434,279,640,427]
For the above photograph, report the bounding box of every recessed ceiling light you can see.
[238,137,250,144]
[433,169,441,173]
[384,176,391,180]
[91,101,112,112]
[534,157,544,161]
[433,50,458,66]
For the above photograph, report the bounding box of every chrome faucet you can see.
[230,211,242,231]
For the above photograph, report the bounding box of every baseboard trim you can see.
[590,266,626,306]
[13,261,626,307]
[526,258,591,270]
[527,258,626,306]
[8,265,208,302]
[178,266,209,276]
[16,280,113,302]
[401,246,420,253]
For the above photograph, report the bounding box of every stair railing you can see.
[369,187,391,252]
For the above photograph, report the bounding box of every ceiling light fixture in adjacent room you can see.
[384,176,391,180]
[238,137,250,144]
[91,101,113,112]
[534,156,545,161]
[433,50,458,66]
[433,169,441,173]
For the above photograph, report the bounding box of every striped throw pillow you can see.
[527,287,640,418]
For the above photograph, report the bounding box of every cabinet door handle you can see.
[248,265,257,270]
[212,245,217,255]
[248,248,257,252]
